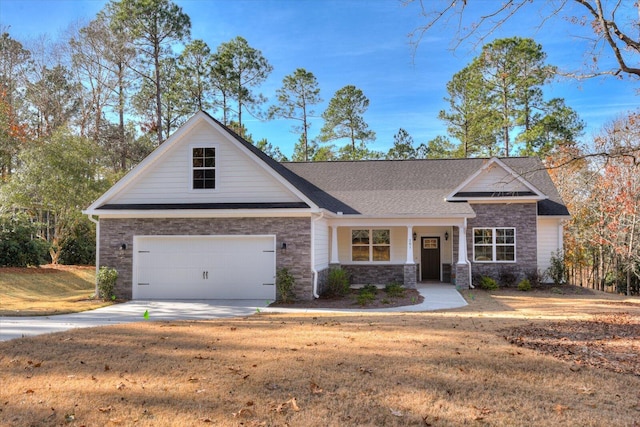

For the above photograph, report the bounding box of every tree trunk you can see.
[154,38,163,144]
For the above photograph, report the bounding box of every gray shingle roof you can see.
[204,113,569,218]
[282,158,569,217]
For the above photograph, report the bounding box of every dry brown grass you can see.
[0,265,111,316]
[1,288,639,426]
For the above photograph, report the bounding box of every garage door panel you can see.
[134,236,276,300]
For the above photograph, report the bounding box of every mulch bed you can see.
[269,288,424,309]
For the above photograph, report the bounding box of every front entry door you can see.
[421,237,440,281]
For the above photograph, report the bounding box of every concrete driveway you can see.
[0,283,467,341]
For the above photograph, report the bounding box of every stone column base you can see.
[403,264,417,289]
[455,263,470,289]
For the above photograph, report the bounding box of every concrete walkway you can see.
[0,283,466,341]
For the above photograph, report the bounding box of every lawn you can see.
[0,286,638,426]
[0,265,111,316]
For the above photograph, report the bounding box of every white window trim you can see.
[472,227,516,263]
[189,143,218,192]
[350,228,391,263]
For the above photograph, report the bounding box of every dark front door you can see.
[421,237,440,281]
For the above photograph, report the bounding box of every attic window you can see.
[192,147,215,189]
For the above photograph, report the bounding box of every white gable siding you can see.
[462,165,530,193]
[110,120,302,205]
[314,218,329,270]
[537,218,563,274]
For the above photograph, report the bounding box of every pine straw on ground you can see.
[1,288,639,427]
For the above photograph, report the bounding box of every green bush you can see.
[498,267,518,288]
[357,289,376,306]
[525,269,543,287]
[276,267,296,303]
[517,278,532,292]
[384,281,405,297]
[325,267,350,297]
[546,250,567,285]
[59,220,96,265]
[360,284,378,295]
[0,213,50,267]
[479,276,499,290]
[97,266,118,300]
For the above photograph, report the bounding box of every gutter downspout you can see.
[87,215,100,296]
[464,217,474,289]
[310,211,324,299]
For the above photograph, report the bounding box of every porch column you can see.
[457,223,468,264]
[456,221,471,289]
[406,226,414,264]
[330,225,339,264]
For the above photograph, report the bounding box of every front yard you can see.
[0,265,111,316]
[1,283,638,426]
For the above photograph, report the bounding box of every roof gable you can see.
[446,157,545,202]
[85,112,316,214]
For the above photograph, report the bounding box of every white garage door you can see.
[133,235,276,300]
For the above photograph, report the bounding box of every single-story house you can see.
[83,111,570,300]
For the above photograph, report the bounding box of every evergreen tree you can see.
[268,68,322,161]
[318,85,375,160]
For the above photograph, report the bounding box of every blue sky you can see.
[0,0,637,158]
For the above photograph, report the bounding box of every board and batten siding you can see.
[462,166,530,193]
[313,218,329,270]
[110,120,302,205]
[537,218,563,274]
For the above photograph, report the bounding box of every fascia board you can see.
[84,208,315,219]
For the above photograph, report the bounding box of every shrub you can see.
[325,267,350,297]
[97,267,118,300]
[59,220,96,265]
[357,289,376,306]
[384,281,405,298]
[361,284,378,295]
[525,268,543,287]
[498,267,518,288]
[276,267,296,303]
[0,213,50,267]
[517,278,532,292]
[478,276,499,290]
[546,250,567,285]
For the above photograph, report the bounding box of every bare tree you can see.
[406,0,640,79]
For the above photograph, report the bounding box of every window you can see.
[352,229,390,262]
[473,228,515,262]
[192,147,215,189]
[423,238,438,249]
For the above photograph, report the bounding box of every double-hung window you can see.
[352,229,390,262]
[473,228,515,262]
[192,147,215,189]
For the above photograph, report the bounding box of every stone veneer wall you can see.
[315,266,331,296]
[466,203,538,284]
[341,264,405,287]
[99,217,314,300]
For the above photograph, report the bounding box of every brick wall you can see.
[466,203,538,283]
[99,217,314,300]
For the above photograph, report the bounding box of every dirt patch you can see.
[270,288,423,309]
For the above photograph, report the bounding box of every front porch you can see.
[325,219,472,290]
